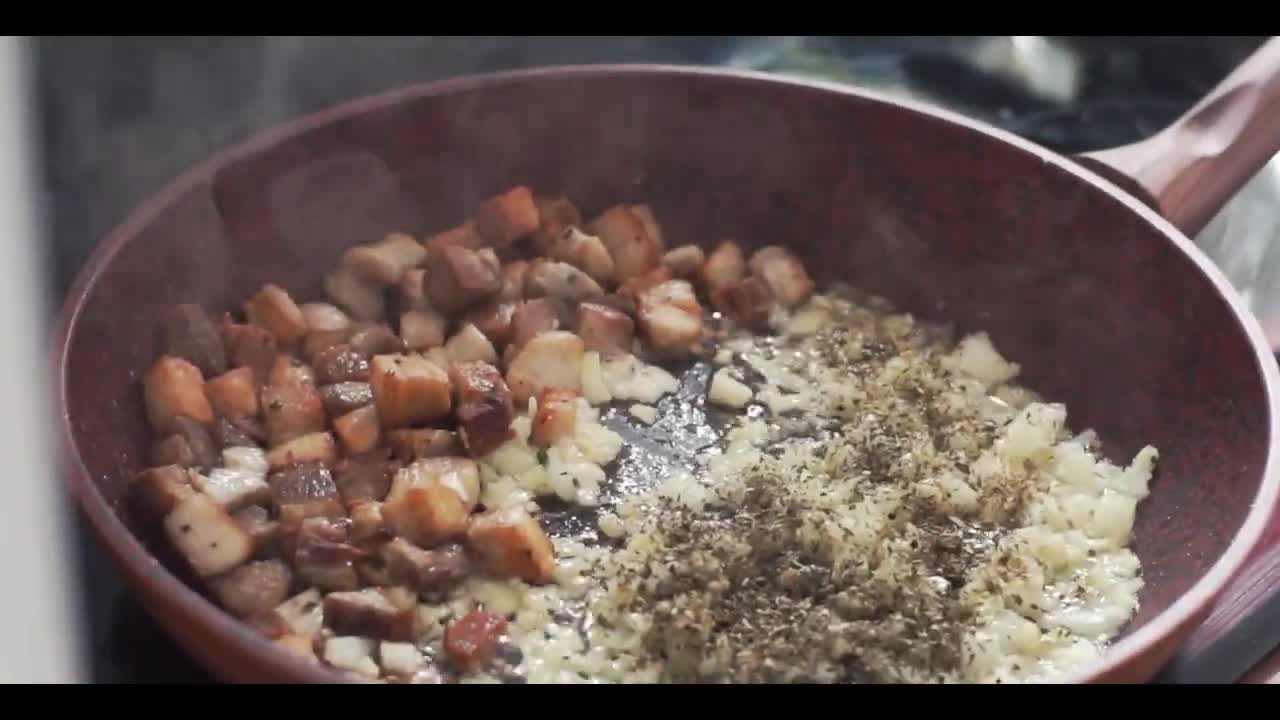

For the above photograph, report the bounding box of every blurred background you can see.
[33,35,1279,682]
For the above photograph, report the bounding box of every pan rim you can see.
[51,61,1280,684]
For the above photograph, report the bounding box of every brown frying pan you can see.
[54,38,1280,683]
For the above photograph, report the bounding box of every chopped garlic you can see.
[708,367,753,409]
[581,351,612,405]
[629,403,658,424]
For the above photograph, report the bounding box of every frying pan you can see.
[53,38,1280,683]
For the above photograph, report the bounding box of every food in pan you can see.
[131,186,1158,683]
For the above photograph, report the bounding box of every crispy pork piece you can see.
[382,460,474,547]
[271,588,325,639]
[466,507,557,584]
[342,232,428,285]
[423,220,484,254]
[313,344,371,385]
[531,194,582,256]
[385,429,461,462]
[348,500,388,542]
[319,381,374,418]
[699,239,746,298]
[369,353,452,428]
[747,245,815,308]
[192,465,271,511]
[587,204,664,283]
[575,302,634,356]
[261,382,326,446]
[324,588,420,642]
[231,505,280,554]
[381,538,471,595]
[161,304,227,378]
[213,416,267,448]
[151,417,218,470]
[333,450,400,506]
[334,405,381,455]
[130,465,197,522]
[444,324,498,367]
[444,609,509,674]
[636,279,704,355]
[397,268,430,311]
[450,361,515,456]
[266,431,337,469]
[499,260,530,303]
[208,559,293,620]
[294,516,365,591]
[400,309,447,351]
[268,461,344,519]
[505,330,584,406]
[151,434,197,469]
[347,323,404,357]
[204,366,260,419]
[473,186,540,247]
[143,355,215,433]
[523,258,604,304]
[324,266,385,323]
[530,389,578,448]
[222,320,278,383]
[661,244,706,278]
[618,264,674,304]
[713,276,774,331]
[397,457,480,511]
[507,298,561,353]
[425,245,503,315]
[299,302,354,359]
[245,284,308,346]
[268,354,316,387]
[556,227,615,286]
[164,492,255,578]
[462,301,516,349]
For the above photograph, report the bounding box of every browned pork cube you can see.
[369,353,452,429]
[164,493,255,578]
[575,302,634,356]
[523,258,604,304]
[473,185,540,247]
[426,245,502,314]
[162,304,227,378]
[261,382,326,446]
[313,344,371,385]
[444,609,508,674]
[661,244,706,278]
[208,559,293,620]
[636,279,704,355]
[531,194,582,256]
[383,467,472,547]
[204,366,260,419]
[130,465,196,522]
[398,457,481,511]
[325,266,386,323]
[294,517,365,591]
[462,301,516,349]
[712,276,775,331]
[558,228,616,286]
[423,220,484,254]
[505,330,584,406]
[450,361,515,456]
[466,507,557,584]
[151,416,218,470]
[334,405,381,455]
[400,309,447,351]
[319,381,374,418]
[748,245,815,308]
[299,302,353,359]
[222,320,278,383]
[231,505,280,555]
[508,298,561,353]
[531,389,578,448]
[323,588,419,642]
[348,500,388,542]
[268,355,316,388]
[499,260,530,302]
[214,416,267,448]
[143,355,215,433]
[397,268,429,311]
[587,204,664,283]
[266,431,337,469]
[269,461,344,520]
[342,232,428,285]
[347,323,404,357]
[382,538,471,595]
[618,264,674,304]
[333,450,400,505]
[699,239,746,298]
[444,324,498,366]
[386,429,461,462]
[245,284,308,346]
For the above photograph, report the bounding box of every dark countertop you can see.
[39,35,1270,684]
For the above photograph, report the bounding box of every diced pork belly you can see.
[444,324,498,366]
[444,609,509,674]
[192,466,271,511]
[587,204,664,283]
[267,431,338,469]
[449,361,515,456]
[557,228,615,286]
[530,389,578,448]
[505,330,584,406]
[531,194,582,256]
[324,588,420,642]
[398,457,481,511]
[381,538,471,595]
[222,320,278,383]
[347,324,404,357]
[130,465,197,523]
[313,344,371,385]
[341,232,428,285]
[348,500,389,543]
[151,416,218,470]
[397,268,430,312]
[426,244,502,315]
[699,239,746,298]
[385,429,461,462]
[499,260,530,303]
[324,637,380,679]
[382,461,474,547]
[473,185,540,247]
[294,516,365,592]
[268,354,317,388]
[208,559,293,620]
[747,245,815,308]
[143,356,215,433]
[712,276,774,331]
[636,279,705,355]
[466,506,557,584]
[319,381,374,418]
[164,492,255,578]
[333,450,400,506]
[299,302,354,359]
[575,302,635,356]
[618,265,675,304]
[261,382,326,446]
[400,309,447,351]
[231,505,280,555]
[213,415,267,448]
[245,284,308,346]
[269,461,344,519]
[662,244,706,278]
[161,304,227,378]
[324,266,385,323]
[271,588,325,640]
[524,258,604,304]
[334,404,381,455]
[507,298,561,353]
[462,301,516,349]
[204,366,259,419]
[369,353,452,429]
[424,220,484,254]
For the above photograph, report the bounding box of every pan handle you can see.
[1073,37,1280,238]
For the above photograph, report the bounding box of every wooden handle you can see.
[1075,37,1280,237]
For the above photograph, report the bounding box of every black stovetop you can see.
[39,35,1269,684]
